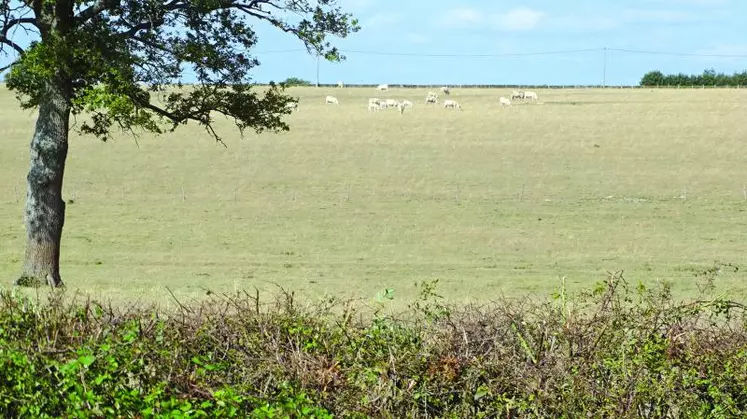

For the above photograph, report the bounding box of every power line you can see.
[339,48,601,58]
[252,47,747,59]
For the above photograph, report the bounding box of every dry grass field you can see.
[2,86,747,306]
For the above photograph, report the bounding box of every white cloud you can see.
[553,15,621,32]
[492,7,544,31]
[680,0,730,5]
[435,7,544,31]
[622,9,697,23]
[445,8,483,25]
[644,0,730,7]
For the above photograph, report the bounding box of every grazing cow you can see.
[368,98,381,111]
[384,98,399,108]
[397,101,406,115]
[325,95,339,105]
[443,99,462,110]
[425,96,437,104]
[499,97,511,106]
[511,90,524,100]
[441,86,450,95]
[377,84,389,91]
[524,91,538,101]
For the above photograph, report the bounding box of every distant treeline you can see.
[640,69,747,87]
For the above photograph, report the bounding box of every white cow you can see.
[510,90,524,100]
[524,91,538,101]
[377,84,389,91]
[325,95,339,105]
[443,99,462,110]
[384,98,399,108]
[389,101,408,114]
[425,91,438,104]
[368,98,381,111]
[337,81,344,88]
[499,97,511,106]
[441,86,450,95]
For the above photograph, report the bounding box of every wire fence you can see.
[261,83,747,89]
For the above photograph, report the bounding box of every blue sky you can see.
[1,0,745,86]
[249,0,747,86]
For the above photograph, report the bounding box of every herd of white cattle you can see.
[284,85,540,113]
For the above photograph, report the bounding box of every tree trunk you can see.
[15,80,71,288]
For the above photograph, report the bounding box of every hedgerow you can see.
[2,263,747,418]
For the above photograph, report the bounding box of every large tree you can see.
[1,0,358,288]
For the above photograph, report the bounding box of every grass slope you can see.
[1,86,746,305]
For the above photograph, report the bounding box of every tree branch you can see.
[0,33,25,55]
[0,60,17,72]
[204,122,227,148]
[2,17,37,35]
[132,94,228,146]
[136,99,182,122]
[75,0,116,23]
[120,17,165,38]
[115,1,290,39]
[233,5,300,36]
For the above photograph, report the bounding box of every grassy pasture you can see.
[1,86,747,306]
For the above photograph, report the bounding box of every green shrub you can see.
[2,264,747,417]
[281,77,312,87]
[641,69,747,86]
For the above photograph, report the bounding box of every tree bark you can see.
[15,80,71,288]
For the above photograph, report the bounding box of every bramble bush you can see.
[2,262,747,418]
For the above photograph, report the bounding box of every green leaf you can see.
[474,385,490,401]
[78,355,96,367]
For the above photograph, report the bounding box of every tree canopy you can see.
[1,0,359,288]
[1,0,359,142]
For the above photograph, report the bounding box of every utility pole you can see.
[602,47,607,88]
[316,55,320,87]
